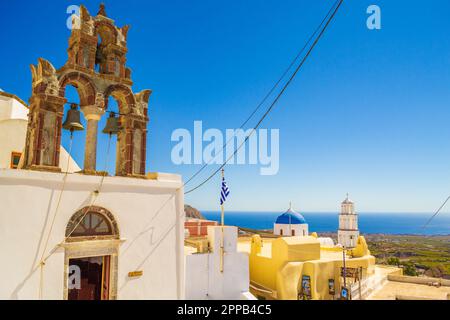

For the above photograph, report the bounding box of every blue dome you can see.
[275,208,307,224]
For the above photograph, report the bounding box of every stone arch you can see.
[103,84,136,114]
[94,20,118,45]
[63,204,120,300]
[24,4,149,179]
[65,205,119,239]
[103,84,146,176]
[58,72,97,106]
[94,21,125,76]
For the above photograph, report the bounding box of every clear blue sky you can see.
[1,0,450,213]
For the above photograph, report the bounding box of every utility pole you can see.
[343,246,347,288]
[341,245,349,300]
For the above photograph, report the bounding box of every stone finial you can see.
[37,58,57,77]
[135,89,152,104]
[121,25,130,40]
[97,3,107,16]
[134,89,152,116]
[80,5,91,21]
[30,58,59,95]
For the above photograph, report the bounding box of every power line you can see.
[422,195,450,229]
[183,0,341,189]
[35,1,344,297]
[185,0,344,195]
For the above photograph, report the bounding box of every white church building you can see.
[273,203,309,237]
[0,88,185,300]
[0,5,186,300]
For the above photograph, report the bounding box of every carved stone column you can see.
[24,58,66,172]
[23,94,66,171]
[81,105,105,172]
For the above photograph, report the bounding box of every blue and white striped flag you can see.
[220,177,230,205]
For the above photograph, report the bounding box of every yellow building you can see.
[237,199,401,300]
[239,234,379,300]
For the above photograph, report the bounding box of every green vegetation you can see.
[386,257,400,266]
[365,234,450,279]
[402,261,419,276]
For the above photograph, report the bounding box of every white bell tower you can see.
[337,194,359,248]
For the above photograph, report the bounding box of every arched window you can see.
[71,212,112,236]
[291,230,295,236]
[280,229,283,236]
[66,206,119,239]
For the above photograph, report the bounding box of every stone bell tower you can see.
[22,4,151,177]
[337,194,360,248]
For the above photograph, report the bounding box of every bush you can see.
[387,257,400,266]
[402,262,418,276]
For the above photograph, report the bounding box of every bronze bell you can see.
[62,103,84,132]
[102,112,120,135]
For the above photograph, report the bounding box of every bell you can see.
[102,112,120,135]
[62,103,84,132]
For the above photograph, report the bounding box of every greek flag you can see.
[220,177,230,205]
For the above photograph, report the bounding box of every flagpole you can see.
[221,169,225,226]
[220,168,225,273]
[289,201,292,236]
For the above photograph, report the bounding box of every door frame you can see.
[62,239,122,300]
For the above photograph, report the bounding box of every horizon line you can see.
[198,209,450,215]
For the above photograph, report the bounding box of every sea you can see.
[202,211,450,235]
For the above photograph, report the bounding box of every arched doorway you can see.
[64,206,119,300]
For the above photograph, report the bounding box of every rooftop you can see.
[238,236,357,261]
[0,91,28,108]
[369,279,450,300]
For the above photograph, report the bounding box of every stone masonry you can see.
[22,4,151,177]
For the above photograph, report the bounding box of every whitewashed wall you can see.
[0,94,28,121]
[185,226,254,300]
[0,169,184,300]
[274,223,308,237]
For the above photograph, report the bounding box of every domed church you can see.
[273,202,309,237]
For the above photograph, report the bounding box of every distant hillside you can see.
[364,234,450,279]
[184,205,205,220]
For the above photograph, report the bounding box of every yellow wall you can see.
[276,262,303,299]
[246,235,376,300]
[274,237,321,262]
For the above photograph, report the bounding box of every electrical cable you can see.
[38,130,74,299]
[185,0,344,195]
[422,195,450,229]
[182,0,341,188]
[37,133,113,284]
